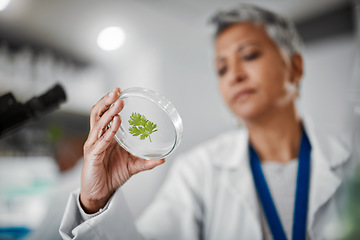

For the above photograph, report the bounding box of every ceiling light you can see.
[97,26,125,51]
[0,0,11,11]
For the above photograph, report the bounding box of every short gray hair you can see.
[210,4,302,58]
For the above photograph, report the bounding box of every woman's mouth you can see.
[233,89,256,102]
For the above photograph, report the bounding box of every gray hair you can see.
[210,4,302,58]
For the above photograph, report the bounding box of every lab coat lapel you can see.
[307,146,341,231]
[304,120,352,231]
[225,152,259,216]
[219,129,261,222]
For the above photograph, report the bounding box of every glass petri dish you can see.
[113,87,183,160]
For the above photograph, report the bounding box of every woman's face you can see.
[215,22,302,121]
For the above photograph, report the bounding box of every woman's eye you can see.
[218,67,227,76]
[243,52,260,61]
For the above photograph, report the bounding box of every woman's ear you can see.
[290,53,304,85]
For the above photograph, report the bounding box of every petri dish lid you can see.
[113,87,183,160]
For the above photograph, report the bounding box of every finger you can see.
[143,158,166,171]
[92,115,121,155]
[87,98,124,147]
[90,88,121,129]
[95,99,124,140]
[131,158,166,175]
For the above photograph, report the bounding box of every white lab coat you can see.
[59,117,352,240]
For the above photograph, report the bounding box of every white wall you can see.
[300,35,357,137]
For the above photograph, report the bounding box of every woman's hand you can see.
[80,88,165,213]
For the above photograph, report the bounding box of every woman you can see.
[60,4,351,240]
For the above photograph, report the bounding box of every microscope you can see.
[0,84,67,137]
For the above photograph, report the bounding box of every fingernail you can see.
[109,89,119,97]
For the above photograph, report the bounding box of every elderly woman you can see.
[60,4,350,240]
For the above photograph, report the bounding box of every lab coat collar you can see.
[212,116,350,170]
[212,127,249,170]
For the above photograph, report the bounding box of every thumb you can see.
[142,158,166,171]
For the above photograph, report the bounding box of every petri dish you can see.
[113,87,183,160]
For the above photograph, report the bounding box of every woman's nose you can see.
[229,61,246,84]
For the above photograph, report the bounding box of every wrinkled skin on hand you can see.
[80,88,165,213]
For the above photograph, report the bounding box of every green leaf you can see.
[128,112,158,142]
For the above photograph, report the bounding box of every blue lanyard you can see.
[249,128,311,240]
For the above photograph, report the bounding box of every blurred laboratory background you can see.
[0,0,359,239]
